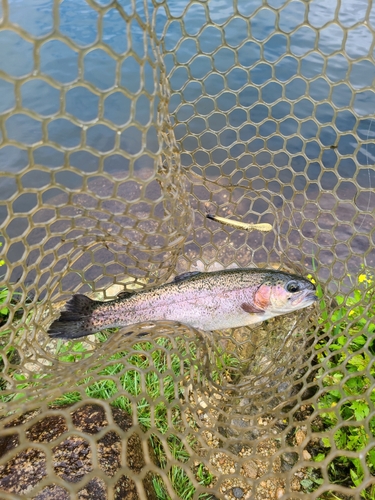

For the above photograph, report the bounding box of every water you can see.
[0,0,374,158]
[0,0,375,272]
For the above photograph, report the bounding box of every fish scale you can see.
[48,268,317,339]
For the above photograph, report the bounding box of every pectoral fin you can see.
[241,302,265,314]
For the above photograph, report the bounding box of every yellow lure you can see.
[206,214,272,232]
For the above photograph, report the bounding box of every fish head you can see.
[254,273,317,315]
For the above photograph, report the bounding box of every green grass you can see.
[51,332,233,498]
[0,320,235,497]
[0,239,229,499]
[1,253,375,498]
[303,270,375,499]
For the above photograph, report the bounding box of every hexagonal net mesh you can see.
[0,0,375,498]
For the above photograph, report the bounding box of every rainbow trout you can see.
[48,268,317,339]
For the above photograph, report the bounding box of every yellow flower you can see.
[358,273,373,284]
[307,274,316,284]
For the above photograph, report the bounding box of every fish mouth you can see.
[291,289,318,307]
[305,290,318,302]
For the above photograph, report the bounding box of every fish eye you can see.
[286,281,300,293]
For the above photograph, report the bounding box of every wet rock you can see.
[78,478,111,500]
[0,404,157,499]
[33,484,71,499]
[0,448,46,494]
[28,415,68,442]
[53,435,93,483]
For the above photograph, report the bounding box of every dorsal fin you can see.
[173,271,201,283]
[116,290,135,300]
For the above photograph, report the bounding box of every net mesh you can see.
[0,0,375,498]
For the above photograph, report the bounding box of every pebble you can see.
[241,459,258,479]
[280,452,298,472]
[303,449,311,460]
[291,477,301,491]
[232,487,244,498]
[295,429,306,445]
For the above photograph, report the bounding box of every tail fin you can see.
[48,294,99,340]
